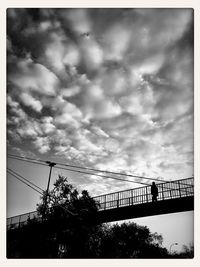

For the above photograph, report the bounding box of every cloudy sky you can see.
[7,8,194,250]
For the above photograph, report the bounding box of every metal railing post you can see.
[117,192,119,208]
[131,189,133,205]
[161,184,164,200]
[169,182,172,199]
[178,180,182,198]
[146,187,148,203]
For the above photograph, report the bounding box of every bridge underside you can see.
[97,196,194,223]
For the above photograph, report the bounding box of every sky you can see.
[7,8,194,252]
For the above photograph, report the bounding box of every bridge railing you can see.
[7,177,193,229]
[7,211,39,230]
[93,177,194,211]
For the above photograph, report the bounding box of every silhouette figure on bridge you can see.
[151,182,158,202]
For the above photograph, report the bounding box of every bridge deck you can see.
[7,177,194,229]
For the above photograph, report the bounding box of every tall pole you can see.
[44,161,56,213]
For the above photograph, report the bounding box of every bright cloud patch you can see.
[20,92,43,112]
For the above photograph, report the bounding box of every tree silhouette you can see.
[85,222,169,258]
[171,243,194,258]
[7,175,100,258]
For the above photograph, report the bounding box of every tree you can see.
[171,243,194,258]
[7,175,100,258]
[37,175,101,258]
[86,222,169,258]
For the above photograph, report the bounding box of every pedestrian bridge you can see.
[7,177,194,229]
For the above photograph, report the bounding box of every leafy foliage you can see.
[86,222,168,258]
[7,175,99,258]
[37,175,98,220]
[171,243,194,258]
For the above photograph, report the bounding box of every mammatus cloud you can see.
[7,8,193,194]
[20,92,43,112]
[8,57,59,96]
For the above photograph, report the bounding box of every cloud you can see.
[33,136,51,154]
[8,57,59,96]
[63,9,92,35]
[54,113,80,129]
[17,125,38,139]
[53,99,83,129]
[16,120,43,139]
[7,95,19,109]
[7,8,194,185]
[103,24,132,61]
[61,86,81,98]
[127,9,192,57]
[7,95,27,127]
[134,54,165,76]
[100,68,128,96]
[63,45,80,67]
[80,38,104,71]
[41,116,56,134]
[44,32,68,73]
[42,30,81,80]
[69,84,122,120]
[90,125,109,138]
[20,92,43,112]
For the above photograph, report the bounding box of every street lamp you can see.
[44,161,56,211]
[170,242,178,254]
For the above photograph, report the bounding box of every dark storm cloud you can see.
[7,8,194,193]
